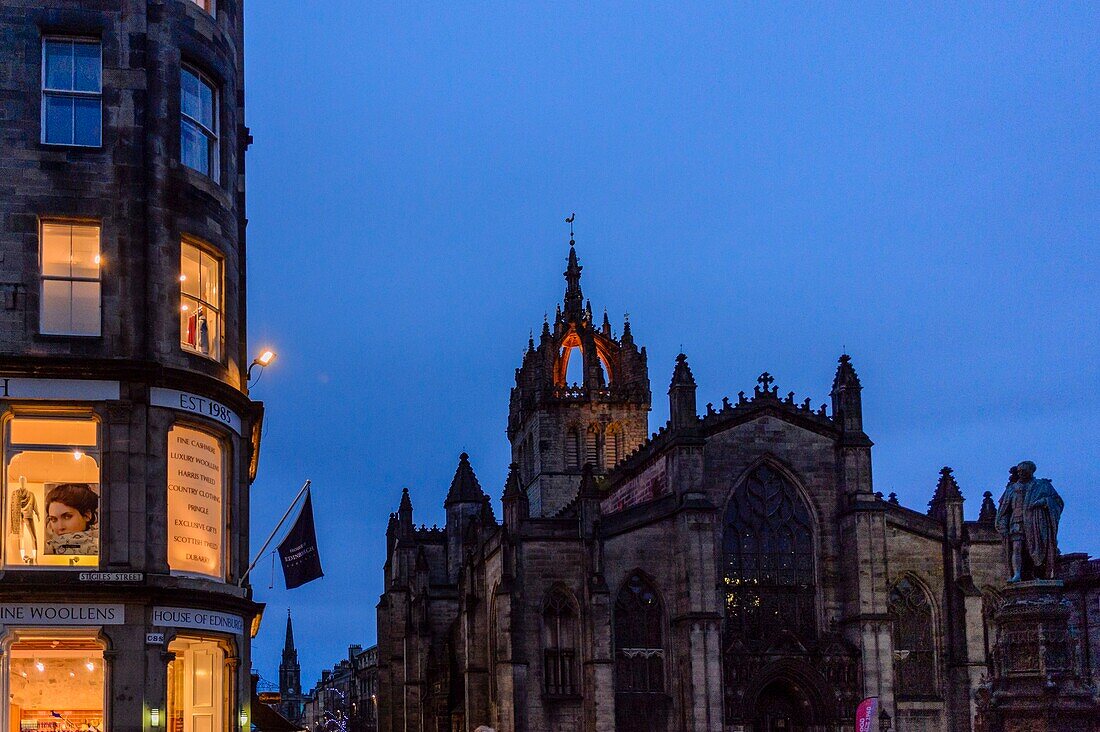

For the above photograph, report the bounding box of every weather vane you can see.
[565,213,575,246]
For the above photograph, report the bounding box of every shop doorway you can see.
[753,679,810,732]
[168,637,226,732]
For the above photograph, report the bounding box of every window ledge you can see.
[177,164,232,208]
[543,693,582,703]
[34,332,103,341]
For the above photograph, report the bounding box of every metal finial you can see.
[565,213,575,246]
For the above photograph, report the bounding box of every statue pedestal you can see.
[977,580,1099,732]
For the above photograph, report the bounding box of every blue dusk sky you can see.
[243,3,1099,687]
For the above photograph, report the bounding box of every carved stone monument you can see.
[976,463,1099,732]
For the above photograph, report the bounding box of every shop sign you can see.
[146,632,165,645]
[167,425,224,578]
[0,377,119,401]
[150,387,241,435]
[79,571,143,582]
[258,692,281,704]
[0,603,125,625]
[151,606,244,635]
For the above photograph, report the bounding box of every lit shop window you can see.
[180,240,221,360]
[4,417,100,568]
[40,222,102,336]
[167,425,224,579]
[180,66,219,179]
[42,38,102,146]
[8,633,105,731]
[167,637,226,732]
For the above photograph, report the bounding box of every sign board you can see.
[0,377,119,401]
[146,632,165,645]
[152,606,244,635]
[258,693,281,704]
[856,697,879,732]
[0,603,125,625]
[79,572,143,582]
[167,425,224,578]
[150,387,242,435]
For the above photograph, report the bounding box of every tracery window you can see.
[543,592,578,696]
[723,465,816,642]
[614,574,666,730]
[889,577,937,698]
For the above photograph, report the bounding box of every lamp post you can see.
[879,708,892,732]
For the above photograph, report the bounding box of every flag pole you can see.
[240,479,311,587]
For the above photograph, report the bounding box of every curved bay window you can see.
[6,631,105,730]
[889,577,937,698]
[614,574,666,731]
[543,592,578,697]
[4,416,100,568]
[723,465,815,643]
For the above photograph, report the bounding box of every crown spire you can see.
[563,214,584,319]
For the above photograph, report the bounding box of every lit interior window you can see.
[168,638,226,731]
[8,634,105,730]
[40,222,102,336]
[179,240,222,361]
[5,417,100,568]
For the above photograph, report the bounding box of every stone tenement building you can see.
[0,1,265,730]
[376,243,1100,732]
[301,642,379,732]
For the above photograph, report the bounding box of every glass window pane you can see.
[197,307,219,359]
[44,95,74,145]
[44,40,73,90]
[73,98,102,146]
[167,426,224,577]
[69,225,100,279]
[9,639,104,726]
[10,418,98,447]
[181,243,201,297]
[70,281,101,335]
[72,42,101,92]
[199,250,218,305]
[181,121,209,175]
[198,78,214,129]
[41,224,72,278]
[181,69,201,121]
[40,279,72,334]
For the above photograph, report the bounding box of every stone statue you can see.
[994,461,1064,582]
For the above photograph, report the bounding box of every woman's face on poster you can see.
[47,502,91,535]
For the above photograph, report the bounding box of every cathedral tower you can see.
[507,239,651,517]
[278,610,305,723]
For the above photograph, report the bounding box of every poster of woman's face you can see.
[44,483,100,557]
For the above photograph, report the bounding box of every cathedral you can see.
[375,241,1099,732]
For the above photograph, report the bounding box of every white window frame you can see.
[180,65,220,181]
[41,37,102,147]
[38,220,102,337]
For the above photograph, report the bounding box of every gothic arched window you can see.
[614,574,667,730]
[605,423,625,469]
[585,424,601,469]
[543,591,578,696]
[565,426,581,469]
[889,577,937,698]
[723,465,816,643]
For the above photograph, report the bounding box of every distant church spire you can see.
[279,608,302,700]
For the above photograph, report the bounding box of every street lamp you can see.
[247,349,277,381]
[879,708,892,732]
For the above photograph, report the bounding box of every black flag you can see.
[277,489,324,589]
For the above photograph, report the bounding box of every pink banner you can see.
[856,697,878,732]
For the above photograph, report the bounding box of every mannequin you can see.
[197,306,209,354]
[10,476,38,563]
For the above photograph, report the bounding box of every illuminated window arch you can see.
[543,590,578,696]
[723,464,816,642]
[889,576,937,698]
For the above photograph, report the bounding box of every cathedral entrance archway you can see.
[752,678,810,731]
